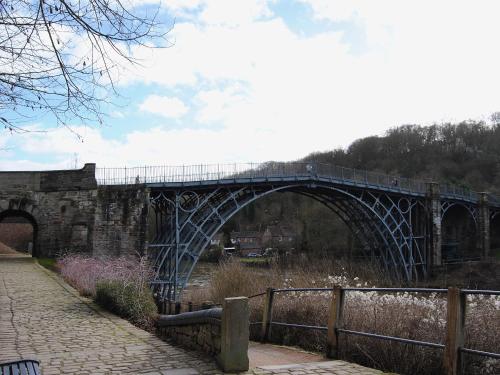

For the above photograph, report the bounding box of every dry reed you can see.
[191,258,499,375]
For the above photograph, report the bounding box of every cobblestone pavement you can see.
[0,256,383,375]
[252,362,383,374]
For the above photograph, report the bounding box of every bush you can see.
[57,254,152,296]
[96,280,157,329]
[57,254,157,330]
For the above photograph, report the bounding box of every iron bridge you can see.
[96,162,500,301]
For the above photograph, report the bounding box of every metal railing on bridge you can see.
[95,162,500,205]
[95,162,428,193]
[440,183,479,202]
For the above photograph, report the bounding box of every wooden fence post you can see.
[326,285,344,359]
[260,287,275,342]
[175,302,181,315]
[444,287,466,375]
[188,301,193,312]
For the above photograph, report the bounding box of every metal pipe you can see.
[273,287,335,293]
[337,328,445,349]
[343,287,447,293]
[460,347,500,359]
[461,289,500,296]
[271,322,328,331]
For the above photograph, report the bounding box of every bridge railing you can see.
[95,162,500,205]
[440,183,478,201]
[95,162,427,194]
[488,193,500,206]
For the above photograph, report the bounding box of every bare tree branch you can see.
[0,0,170,134]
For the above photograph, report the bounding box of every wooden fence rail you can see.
[259,286,500,375]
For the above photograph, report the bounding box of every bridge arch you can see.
[0,209,38,257]
[149,181,427,299]
[441,202,478,262]
[490,211,500,257]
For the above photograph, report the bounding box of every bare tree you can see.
[0,0,168,135]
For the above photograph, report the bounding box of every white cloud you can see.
[120,0,500,155]
[139,95,189,118]
[2,124,305,169]
[198,0,272,26]
[5,0,500,170]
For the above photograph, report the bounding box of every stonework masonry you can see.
[0,164,149,258]
[158,321,221,358]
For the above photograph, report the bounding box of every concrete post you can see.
[218,297,249,373]
[478,193,491,258]
[426,182,442,268]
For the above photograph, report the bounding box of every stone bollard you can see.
[217,297,249,372]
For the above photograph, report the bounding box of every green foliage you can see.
[199,245,223,262]
[95,280,157,329]
[304,121,500,192]
[37,258,58,272]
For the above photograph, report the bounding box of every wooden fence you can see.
[259,286,499,375]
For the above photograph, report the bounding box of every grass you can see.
[37,257,58,272]
[187,258,499,375]
[238,257,272,265]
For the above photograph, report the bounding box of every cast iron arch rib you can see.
[149,181,428,300]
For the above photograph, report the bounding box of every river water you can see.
[185,261,218,290]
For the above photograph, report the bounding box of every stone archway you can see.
[0,209,38,257]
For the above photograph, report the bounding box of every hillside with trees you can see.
[222,121,500,259]
[304,121,500,193]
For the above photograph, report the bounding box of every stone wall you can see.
[0,164,149,258]
[157,308,222,358]
[158,322,221,357]
[0,163,97,192]
[156,298,249,373]
[0,188,98,257]
[93,186,149,257]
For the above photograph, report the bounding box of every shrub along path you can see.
[0,254,384,375]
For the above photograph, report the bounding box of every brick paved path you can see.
[0,256,383,375]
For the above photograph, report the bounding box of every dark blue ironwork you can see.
[95,162,500,300]
[0,359,40,375]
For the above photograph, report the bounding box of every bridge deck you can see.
[96,162,499,207]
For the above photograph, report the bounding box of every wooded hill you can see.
[223,121,500,257]
[304,121,500,193]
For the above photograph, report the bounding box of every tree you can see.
[0,0,168,135]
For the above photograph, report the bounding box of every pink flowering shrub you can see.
[57,254,157,329]
[58,254,152,297]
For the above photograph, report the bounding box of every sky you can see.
[2,0,500,170]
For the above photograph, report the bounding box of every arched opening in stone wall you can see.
[0,210,38,257]
[441,204,478,262]
[490,213,500,258]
